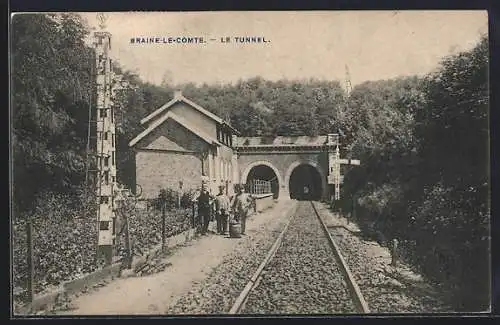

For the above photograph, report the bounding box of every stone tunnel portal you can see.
[288,164,323,201]
[246,165,280,199]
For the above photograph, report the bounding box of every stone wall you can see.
[134,118,211,199]
[237,151,329,200]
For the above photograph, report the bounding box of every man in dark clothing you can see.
[193,179,213,235]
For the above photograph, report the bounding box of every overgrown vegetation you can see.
[342,35,490,311]
[11,14,489,311]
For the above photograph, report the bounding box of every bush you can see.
[12,189,99,299]
[180,190,195,209]
[351,179,490,311]
[408,183,490,310]
[12,187,194,305]
[155,188,183,210]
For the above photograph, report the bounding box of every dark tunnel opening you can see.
[289,164,322,201]
[246,165,280,199]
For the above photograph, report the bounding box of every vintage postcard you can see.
[10,11,490,316]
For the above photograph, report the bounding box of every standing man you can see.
[215,185,230,235]
[192,177,213,235]
[231,184,253,235]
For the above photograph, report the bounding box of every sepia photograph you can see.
[10,10,490,316]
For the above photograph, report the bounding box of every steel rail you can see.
[228,203,297,314]
[229,200,370,314]
[311,201,370,313]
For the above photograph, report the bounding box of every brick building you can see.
[129,90,240,199]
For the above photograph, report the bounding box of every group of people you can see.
[193,179,253,236]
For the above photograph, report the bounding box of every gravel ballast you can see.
[314,203,452,313]
[164,201,298,315]
[241,201,356,314]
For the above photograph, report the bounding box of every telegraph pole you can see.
[345,65,353,97]
[93,13,117,265]
[327,134,360,202]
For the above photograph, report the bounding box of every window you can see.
[112,176,116,183]
[97,131,102,140]
[110,107,114,123]
[100,221,109,231]
[104,171,109,185]
[99,109,107,118]
[104,156,109,166]
[100,196,109,204]
[112,151,115,165]
[229,134,233,147]
[112,134,115,147]
[104,132,109,140]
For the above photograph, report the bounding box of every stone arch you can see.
[284,160,327,200]
[240,160,283,193]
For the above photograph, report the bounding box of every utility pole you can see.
[327,133,360,202]
[345,64,352,97]
[85,13,120,266]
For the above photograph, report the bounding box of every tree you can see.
[12,13,94,212]
[413,34,489,310]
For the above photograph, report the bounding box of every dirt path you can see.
[55,200,294,315]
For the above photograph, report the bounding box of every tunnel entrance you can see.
[246,165,280,199]
[289,164,322,201]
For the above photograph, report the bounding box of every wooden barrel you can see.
[229,221,241,238]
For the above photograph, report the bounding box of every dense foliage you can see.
[13,190,192,300]
[11,14,489,311]
[342,35,490,311]
[12,14,94,213]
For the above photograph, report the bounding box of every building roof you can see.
[129,110,222,148]
[140,91,240,135]
[234,135,329,147]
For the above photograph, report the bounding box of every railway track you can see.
[228,201,370,315]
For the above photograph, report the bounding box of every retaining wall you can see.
[252,193,275,213]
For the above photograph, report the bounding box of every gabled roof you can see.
[234,135,328,147]
[129,110,222,148]
[140,91,240,135]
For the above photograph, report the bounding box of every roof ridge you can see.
[139,93,240,135]
[129,111,222,148]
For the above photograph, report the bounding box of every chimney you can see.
[174,89,183,99]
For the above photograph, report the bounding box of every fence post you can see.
[161,200,166,252]
[26,221,34,308]
[191,203,196,229]
[352,195,357,221]
[124,213,132,269]
[391,238,399,267]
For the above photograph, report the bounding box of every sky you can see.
[79,11,487,88]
